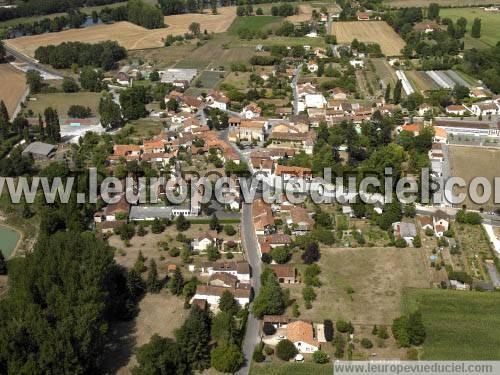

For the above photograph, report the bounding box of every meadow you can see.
[25,92,101,118]
[250,362,332,375]
[403,289,500,359]
[440,7,500,47]
[228,15,283,35]
[386,0,500,7]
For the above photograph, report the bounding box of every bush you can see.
[336,320,353,333]
[377,326,389,340]
[361,338,373,349]
[395,238,407,248]
[324,319,334,342]
[224,224,236,236]
[261,253,272,264]
[252,343,265,363]
[168,247,180,257]
[312,350,329,364]
[262,322,276,336]
[225,251,234,259]
[275,339,297,361]
[264,346,274,355]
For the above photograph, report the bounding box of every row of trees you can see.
[35,41,127,70]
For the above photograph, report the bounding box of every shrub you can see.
[168,247,180,257]
[395,238,407,248]
[377,326,389,340]
[312,350,329,364]
[261,253,272,264]
[252,343,265,362]
[262,322,276,336]
[275,339,297,361]
[224,224,236,236]
[336,320,353,333]
[361,338,373,349]
[264,346,274,355]
[324,319,334,342]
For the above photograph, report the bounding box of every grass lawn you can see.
[440,7,500,47]
[127,44,196,69]
[250,362,332,375]
[228,16,284,35]
[127,119,164,138]
[25,92,101,118]
[403,289,500,359]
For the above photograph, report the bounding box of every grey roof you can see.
[396,222,417,238]
[160,68,197,83]
[129,206,172,220]
[22,142,55,157]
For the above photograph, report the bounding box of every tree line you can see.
[34,40,126,70]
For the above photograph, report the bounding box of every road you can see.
[219,128,262,375]
[292,63,302,115]
[5,45,63,79]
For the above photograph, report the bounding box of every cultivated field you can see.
[228,15,283,35]
[331,21,406,56]
[197,70,225,88]
[370,57,398,87]
[251,362,332,375]
[0,64,27,118]
[448,145,500,210]
[441,7,500,47]
[386,0,500,7]
[406,70,439,92]
[5,7,237,57]
[25,92,101,118]
[403,289,500,359]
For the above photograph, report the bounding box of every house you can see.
[276,107,293,118]
[286,320,320,353]
[271,264,297,284]
[201,261,251,282]
[330,87,348,100]
[253,198,275,235]
[357,10,373,20]
[274,165,312,181]
[418,215,433,231]
[241,102,262,119]
[349,59,364,69]
[117,71,132,86]
[268,131,316,155]
[22,142,55,160]
[263,315,290,329]
[209,272,238,288]
[296,83,317,99]
[413,21,440,33]
[180,96,203,113]
[304,94,327,109]
[239,119,266,142]
[393,222,417,245]
[446,104,468,116]
[433,210,450,237]
[142,139,166,154]
[258,234,292,254]
[192,230,218,251]
[307,60,318,73]
[418,103,433,117]
[190,284,251,307]
[207,91,230,111]
[103,194,130,221]
[289,207,314,233]
[109,144,141,163]
[471,102,499,116]
[469,87,488,99]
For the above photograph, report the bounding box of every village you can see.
[0,0,500,374]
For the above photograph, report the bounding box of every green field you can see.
[25,92,101,118]
[228,16,284,35]
[250,362,332,375]
[197,70,225,88]
[403,289,500,360]
[440,7,500,47]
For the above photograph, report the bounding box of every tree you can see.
[206,244,220,261]
[361,338,373,348]
[211,311,236,343]
[219,290,239,316]
[211,343,244,373]
[0,232,130,373]
[127,268,145,300]
[324,319,334,341]
[120,86,148,120]
[275,339,297,361]
[384,83,391,103]
[0,252,6,275]
[133,334,187,374]
[271,246,290,264]
[393,79,402,104]
[62,77,79,93]
[149,70,160,82]
[253,343,265,362]
[224,225,236,236]
[26,70,43,93]
[252,271,287,318]
[408,311,426,345]
[176,213,190,231]
[167,98,179,112]
[44,107,61,143]
[453,85,470,100]
[471,18,481,38]
[151,218,165,234]
[146,259,162,293]
[302,242,320,264]
[175,305,211,370]
[67,105,92,118]
[189,22,201,36]
[99,93,122,129]
[302,286,316,309]
[0,41,5,63]
[395,238,407,248]
[210,0,217,14]
[209,213,222,232]
[428,3,440,20]
[313,350,329,364]
[0,100,9,139]
[80,66,104,91]
[336,319,353,333]
[168,267,184,295]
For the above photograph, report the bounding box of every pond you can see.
[0,225,20,259]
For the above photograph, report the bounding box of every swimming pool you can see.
[0,225,20,259]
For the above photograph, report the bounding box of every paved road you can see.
[219,129,262,375]
[5,45,63,79]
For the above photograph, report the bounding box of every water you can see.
[0,225,20,259]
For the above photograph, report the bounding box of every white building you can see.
[304,94,327,109]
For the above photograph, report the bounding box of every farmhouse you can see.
[191,230,219,252]
[103,194,130,221]
[253,198,275,236]
[393,222,417,246]
[271,264,297,284]
[190,284,251,308]
[206,91,230,111]
[307,60,318,73]
[22,141,55,160]
[413,21,440,33]
[274,165,312,181]
[471,102,499,116]
[288,206,314,233]
[268,131,316,154]
[201,261,251,282]
[241,102,262,119]
[446,104,469,116]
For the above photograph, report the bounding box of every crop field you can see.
[197,70,225,88]
[386,0,500,7]
[406,70,439,92]
[0,64,27,118]
[25,92,101,118]
[370,57,398,88]
[403,289,500,359]
[228,15,283,35]
[287,3,315,23]
[5,7,237,57]
[440,7,500,47]
[448,145,500,210]
[127,44,195,69]
[251,362,332,375]
[331,21,406,56]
